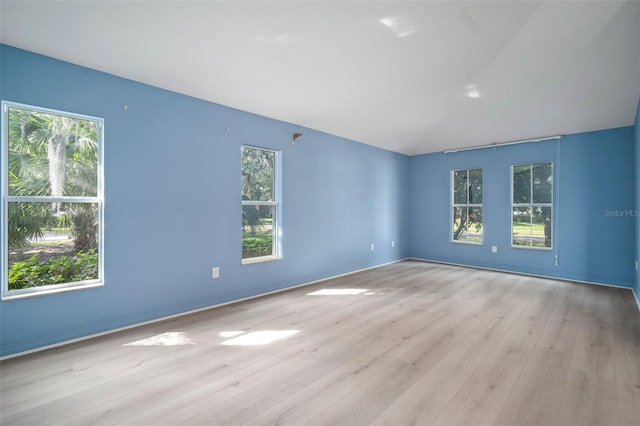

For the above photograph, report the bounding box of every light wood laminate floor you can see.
[1,260,639,425]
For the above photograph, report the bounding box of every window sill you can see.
[511,245,553,251]
[450,240,483,245]
[242,255,282,265]
[2,281,103,301]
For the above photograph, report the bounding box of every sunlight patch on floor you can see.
[124,332,196,346]
[220,330,299,346]
[219,331,245,338]
[307,288,369,296]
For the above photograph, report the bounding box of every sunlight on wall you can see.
[124,332,196,346]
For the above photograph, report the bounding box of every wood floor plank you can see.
[1,260,639,425]
[493,345,570,425]
[560,367,620,426]
[370,332,498,425]
[92,264,451,425]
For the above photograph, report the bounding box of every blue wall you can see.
[409,127,636,288]
[0,45,409,356]
[1,44,638,357]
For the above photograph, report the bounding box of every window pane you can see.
[532,163,552,203]
[242,205,275,259]
[453,206,483,242]
[512,206,532,246]
[512,165,530,204]
[242,146,275,202]
[452,169,483,244]
[467,207,483,242]
[453,170,468,204]
[452,206,466,240]
[7,107,99,197]
[469,169,482,204]
[533,206,552,247]
[7,202,99,290]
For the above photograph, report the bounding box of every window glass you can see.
[452,169,483,243]
[242,146,279,262]
[453,170,468,204]
[242,147,275,202]
[512,164,530,203]
[511,163,552,249]
[532,163,552,203]
[469,168,483,203]
[2,103,103,297]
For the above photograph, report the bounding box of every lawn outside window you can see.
[451,168,483,244]
[1,101,104,299]
[241,145,281,263]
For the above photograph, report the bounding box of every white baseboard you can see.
[1,258,409,361]
[408,257,640,313]
[633,287,640,313]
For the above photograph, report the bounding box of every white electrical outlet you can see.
[212,267,220,279]
[636,260,639,271]
[370,243,375,251]
[491,246,497,253]
[392,240,395,248]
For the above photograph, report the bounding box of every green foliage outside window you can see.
[512,163,552,248]
[4,105,101,291]
[241,146,277,259]
[452,168,483,242]
[8,251,98,290]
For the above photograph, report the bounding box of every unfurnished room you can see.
[0,1,639,425]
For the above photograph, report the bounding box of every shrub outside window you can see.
[241,145,280,263]
[512,162,552,249]
[1,102,103,298]
[452,168,483,243]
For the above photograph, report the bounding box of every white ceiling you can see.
[1,1,639,155]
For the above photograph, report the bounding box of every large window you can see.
[512,162,552,248]
[241,145,280,263]
[1,102,103,298]
[452,168,483,243]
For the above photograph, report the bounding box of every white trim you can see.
[241,200,277,206]
[1,101,103,122]
[632,287,640,313]
[511,245,553,252]
[450,240,483,246]
[2,280,103,301]
[443,135,562,154]
[0,258,408,360]
[5,196,99,203]
[409,257,640,302]
[242,255,282,265]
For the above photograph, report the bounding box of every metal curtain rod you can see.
[443,135,562,154]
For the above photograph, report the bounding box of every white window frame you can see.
[451,168,483,244]
[511,162,553,250]
[241,145,281,264]
[1,101,104,299]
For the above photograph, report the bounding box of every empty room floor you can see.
[1,260,639,425]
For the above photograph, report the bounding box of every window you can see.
[512,162,552,248]
[241,145,280,263]
[1,102,103,298]
[452,168,483,243]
